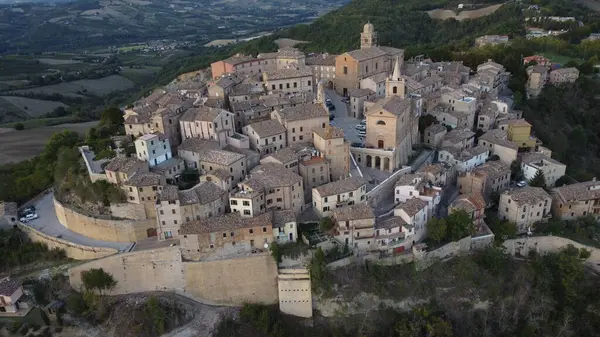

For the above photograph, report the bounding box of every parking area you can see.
[22,193,133,252]
[325,88,364,145]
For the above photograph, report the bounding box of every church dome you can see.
[363,23,374,33]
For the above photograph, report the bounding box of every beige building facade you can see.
[179,107,236,148]
[313,126,350,180]
[199,150,247,190]
[243,119,287,155]
[272,103,328,145]
[551,180,600,221]
[333,203,375,251]
[312,177,367,218]
[498,187,551,233]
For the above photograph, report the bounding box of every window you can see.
[292,128,295,133]
[231,200,238,205]
[249,229,254,234]
[343,66,348,74]
[277,198,283,202]
[263,227,267,232]
[223,233,227,238]
[300,127,303,132]
[244,210,251,215]
[173,220,178,225]
[243,201,250,206]
[376,120,386,125]
[230,232,235,237]
[171,209,176,214]
[160,210,164,215]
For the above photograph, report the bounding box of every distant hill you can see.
[0,0,349,54]
[280,0,523,53]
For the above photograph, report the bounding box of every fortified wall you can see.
[18,223,117,260]
[54,198,155,243]
[68,247,279,306]
[503,236,600,260]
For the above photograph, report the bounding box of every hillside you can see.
[0,0,349,54]
[281,0,523,53]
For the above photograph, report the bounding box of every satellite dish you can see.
[264,243,269,249]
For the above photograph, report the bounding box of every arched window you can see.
[376,120,386,125]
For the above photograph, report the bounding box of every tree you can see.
[270,241,282,263]
[319,217,334,232]
[427,217,447,244]
[528,170,546,188]
[510,159,523,181]
[13,123,24,131]
[81,268,117,294]
[99,106,123,126]
[446,209,474,241]
[309,247,326,290]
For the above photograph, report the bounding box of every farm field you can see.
[37,58,82,65]
[427,4,504,20]
[0,121,98,163]
[119,66,160,85]
[538,52,583,65]
[0,96,68,117]
[9,75,136,97]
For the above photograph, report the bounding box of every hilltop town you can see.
[1,22,599,336]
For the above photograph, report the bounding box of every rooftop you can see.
[305,53,336,66]
[498,118,531,127]
[396,197,428,217]
[177,138,220,154]
[104,156,146,174]
[314,126,344,140]
[301,156,327,166]
[443,128,475,144]
[417,163,445,177]
[277,103,328,122]
[272,209,296,228]
[0,202,17,217]
[262,147,301,164]
[248,163,303,188]
[425,123,447,134]
[346,47,388,61]
[205,168,232,180]
[264,68,313,80]
[314,176,366,197]
[364,72,388,84]
[451,192,486,213]
[479,129,518,150]
[349,88,375,97]
[520,152,564,167]
[246,119,287,138]
[178,181,226,205]
[551,179,600,203]
[124,172,163,187]
[333,203,375,222]
[0,277,21,296]
[502,186,551,206]
[366,96,412,116]
[471,161,511,180]
[201,150,245,166]
[223,54,255,65]
[375,216,407,229]
[150,157,185,174]
[180,106,228,122]
[181,211,272,235]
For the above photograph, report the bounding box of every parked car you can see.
[360,119,366,125]
[351,142,365,148]
[328,105,336,112]
[341,97,350,103]
[357,130,367,136]
[23,206,35,213]
[325,98,332,104]
[19,213,38,222]
[517,181,527,187]
[355,124,366,131]
[329,114,335,121]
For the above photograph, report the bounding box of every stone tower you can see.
[316,80,325,104]
[385,56,405,98]
[361,22,377,49]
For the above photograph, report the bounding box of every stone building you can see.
[374,217,411,254]
[423,123,447,148]
[121,172,166,205]
[478,129,518,166]
[450,193,486,228]
[549,67,579,85]
[312,176,367,218]
[394,197,430,243]
[351,95,418,171]
[349,88,375,119]
[394,173,442,215]
[313,126,350,181]
[498,187,551,233]
[180,212,274,260]
[105,157,149,185]
[438,145,490,173]
[199,150,247,190]
[457,161,511,201]
[177,138,221,170]
[497,119,537,150]
[230,163,305,216]
[306,54,336,86]
[550,179,600,221]
[0,277,27,315]
[442,128,476,151]
[298,156,331,202]
[278,268,312,318]
[475,59,510,96]
[333,203,375,251]
[243,119,287,155]
[520,152,566,187]
[156,183,228,240]
[259,145,313,175]
[179,107,236,148]
[272,103,329,145]
[272,209,298,244]
[210,54,262,79]
[134,133,172,167]
[334,23,404,96]
[526,65,548,98]
[263,68,314,94]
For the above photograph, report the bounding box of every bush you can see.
[579,248,591,259]
[66,293,88,313]
[8,321,22,333]
[14,123,25,130]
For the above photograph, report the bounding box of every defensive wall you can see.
[503,236,600,261]
[18,223,118,260]
[68,247,279,306]
[54,198,155,243]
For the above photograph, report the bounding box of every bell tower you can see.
[361,22,377,49]
[385,56,405,98]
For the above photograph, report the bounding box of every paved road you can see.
[23,193,133,252]
[325,89,363,145]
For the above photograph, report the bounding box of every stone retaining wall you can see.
[18,223,117,260]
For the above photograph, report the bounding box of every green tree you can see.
[81,268,117,294]
[488,217,517,240]
[270,241,282,263]
[510,159,523,181]
[144,296,165,336]
[99,106,123,126]
[427,217,447,244]
[42,130,80,162]
[528,170,546,188]
[13,123,24,131]
[319,217,334,232]
[446,210,474,241]
[309,247,326,290]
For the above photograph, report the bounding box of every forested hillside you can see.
[283,0,524,53]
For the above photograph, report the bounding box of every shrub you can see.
[14,123,25,130]
[579,248,591,259]
[66,293,88,313]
